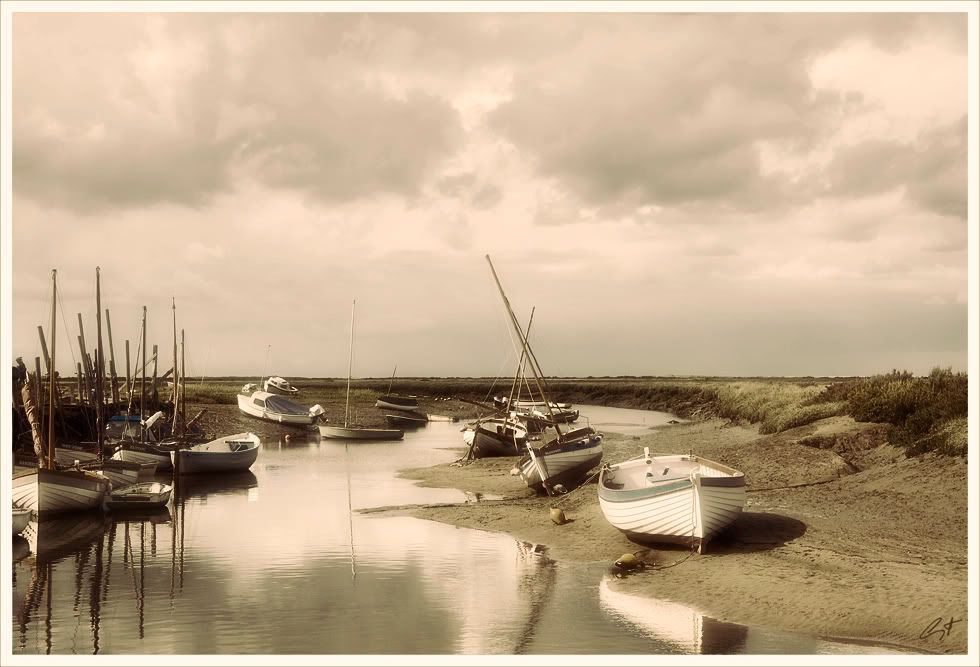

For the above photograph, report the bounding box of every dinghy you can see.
[103,481,173,511]
[12,507,32,535]
[171,432,261,474]
[598,448,746,553]
[238,385,324,426]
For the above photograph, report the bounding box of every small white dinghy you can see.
[264,376,300,394]
[12,507,32,535]
[598,448,746,553]
[171,432,261,475]
[103,482,173,512]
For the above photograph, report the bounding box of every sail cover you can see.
[265,395,310,415]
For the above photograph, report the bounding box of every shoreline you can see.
[389,416,968,654]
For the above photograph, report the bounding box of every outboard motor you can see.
[309,404,325,419]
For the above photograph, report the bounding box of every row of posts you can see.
[34,314,166,408]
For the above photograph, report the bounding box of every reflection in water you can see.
[11,409,909,655]
[13,509,178,655]
[599,576,748,654]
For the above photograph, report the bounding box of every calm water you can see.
[10,405,909,655]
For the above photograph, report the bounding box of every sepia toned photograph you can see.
[2,1,976,664]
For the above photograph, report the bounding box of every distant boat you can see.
[530,406,579,424]
[462,418,528,457]
[171,432,261,474]
[375,394,420,411]
[12,507,32,535]
[598,449,746,553]
[109,411,176,471]
[516,426,604,492]
[319,301,403,441]
[238,385,325,426]
[384,412,429,428]
[264,376,300,394]
[375,365,419,412]
[103,481,173,511]
[493,396,572,411]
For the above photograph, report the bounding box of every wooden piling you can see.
[106,308,120,404]
[151,344,159,403]
[125,339,131,402]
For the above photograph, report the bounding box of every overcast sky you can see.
[5,8,972,379]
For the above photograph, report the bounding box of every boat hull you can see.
[171,433,260,474]
[11,468,110,516]
[518,428,603,491]
[112,441,174,471]
[384,413,428,428]
[598,454,746,551]
[319,425,404,440]
[103,482,173,511]
[237,393,316,426]
[375,395,419,411]
[54,446,99,467]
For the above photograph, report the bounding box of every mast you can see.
[140,306,147,446]
[344,300,355,428]
[46,269,57,470]
[180,329,186,439]
[386,365,397,396]
[507,308,535,409]
[171,298,179,435]
[95,267,105,461]
[485,255,562,436]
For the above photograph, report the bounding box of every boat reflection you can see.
[173,470,258,501]
[598,576,749,654]
[12,505,184,654]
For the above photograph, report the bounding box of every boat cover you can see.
[265,395,311,415]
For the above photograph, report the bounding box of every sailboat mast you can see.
[386,365,397,396]
[171,298,179,434]
[180,329,186,438]
[46,269,57,470]
[507,308,535,408]
[345,300,355,428]
[95,267,105,461]
[485,256,562,434]
[140,306,147,445]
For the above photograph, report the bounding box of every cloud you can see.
[12,14,463,212]
[488,13,965,217]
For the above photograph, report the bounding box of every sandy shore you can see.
[388,416,968,654]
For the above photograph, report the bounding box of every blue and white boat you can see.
[598,448,746,553]
[515,426,603,492]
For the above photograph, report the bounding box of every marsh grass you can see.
[180,370,966,456]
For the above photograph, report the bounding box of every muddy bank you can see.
[396,416,968,654]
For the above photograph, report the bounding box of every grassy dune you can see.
[183,369,967,456]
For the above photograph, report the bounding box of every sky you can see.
[3,5,975,379]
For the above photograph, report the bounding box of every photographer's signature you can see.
[919,617,961,641]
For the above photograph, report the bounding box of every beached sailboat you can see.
[461,418,529,457]
[375,366,420,411]
[12,271,111,515]
[103,481,173,511]
[320,302,404,441]
[485,256,603,493]
[171,432,261,474]
[597,447,746,553]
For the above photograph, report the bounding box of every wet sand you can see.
[392,416,969,654]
